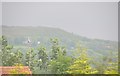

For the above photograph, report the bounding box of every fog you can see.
[2,2,118,41]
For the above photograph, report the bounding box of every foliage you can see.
[50,38,60,60]
[0,35,118,74]
[14,50,24,64]
[37,45,48,69]
[66,44,98,74]
[104,53,118,74]
[104,62,118,74]
[25,48,37,71]
[50,38,66,59]
[3,26,117,57]
[0,37,2,65]
[48,54,72,74]
[9,63,31,74]
[0,36,24,66]
[47,38,72,74]
[1,36,14,66]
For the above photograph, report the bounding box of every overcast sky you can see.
[2,2,118,41]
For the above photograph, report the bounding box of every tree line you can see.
[0,36,118,74]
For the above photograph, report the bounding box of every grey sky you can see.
[0,2,2,25]
[0,2,2,36]
[2,2,118,41]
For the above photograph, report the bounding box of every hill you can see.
[2,26,118,61]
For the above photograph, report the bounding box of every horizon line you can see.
[2,25,118,42]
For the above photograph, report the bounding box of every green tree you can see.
[104,62,118,74]
[93,51,118,74]
[104,53,118,74]
[48,52,72,74]
[92,56,109,74]
[50,38,60,60]
[37,45,48,70]
[5,49,24,66]
[66,44,98,74]
[25,48,37,71]
[50,38,66,60]
[0,36,2,66]
[1,36,15,66]
[14,50,24,64]
[48,38,72,74]
[0,36,24,66]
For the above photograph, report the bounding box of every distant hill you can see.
[2,26,118,61]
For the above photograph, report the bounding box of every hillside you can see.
[2,26,118,61]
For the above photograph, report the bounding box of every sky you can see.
[0,2,2,36]
[1,0,119,2]
[2,2,118,41]
[0,2,1,26]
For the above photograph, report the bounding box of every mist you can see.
[2,2,118,41]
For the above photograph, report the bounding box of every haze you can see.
[2,2,118,41]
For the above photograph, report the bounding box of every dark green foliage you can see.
[50,38,67,60]
[48,55,72,74]
[37,45,48,70]
[25,48,37,71]
[0,36,24,66]
[1,36,14,66]
[50,38,60,60]
[14,50,24,64]
[48,38,72,74]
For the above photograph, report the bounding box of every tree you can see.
[104,53,118,74]
[14,50,24,64]
[92,56,109,74]
[48,52,72,74]
[25,48,37,71]
[50,38,66,60]
[0,36,2,65]
[49,55,72,74]
[37,45,48,70]
[50,38,60,60]
[0,36,24,66]
[66,44,98,74]
[1,36,15,66]
[104,62,118,74]
[48,38,72,74]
